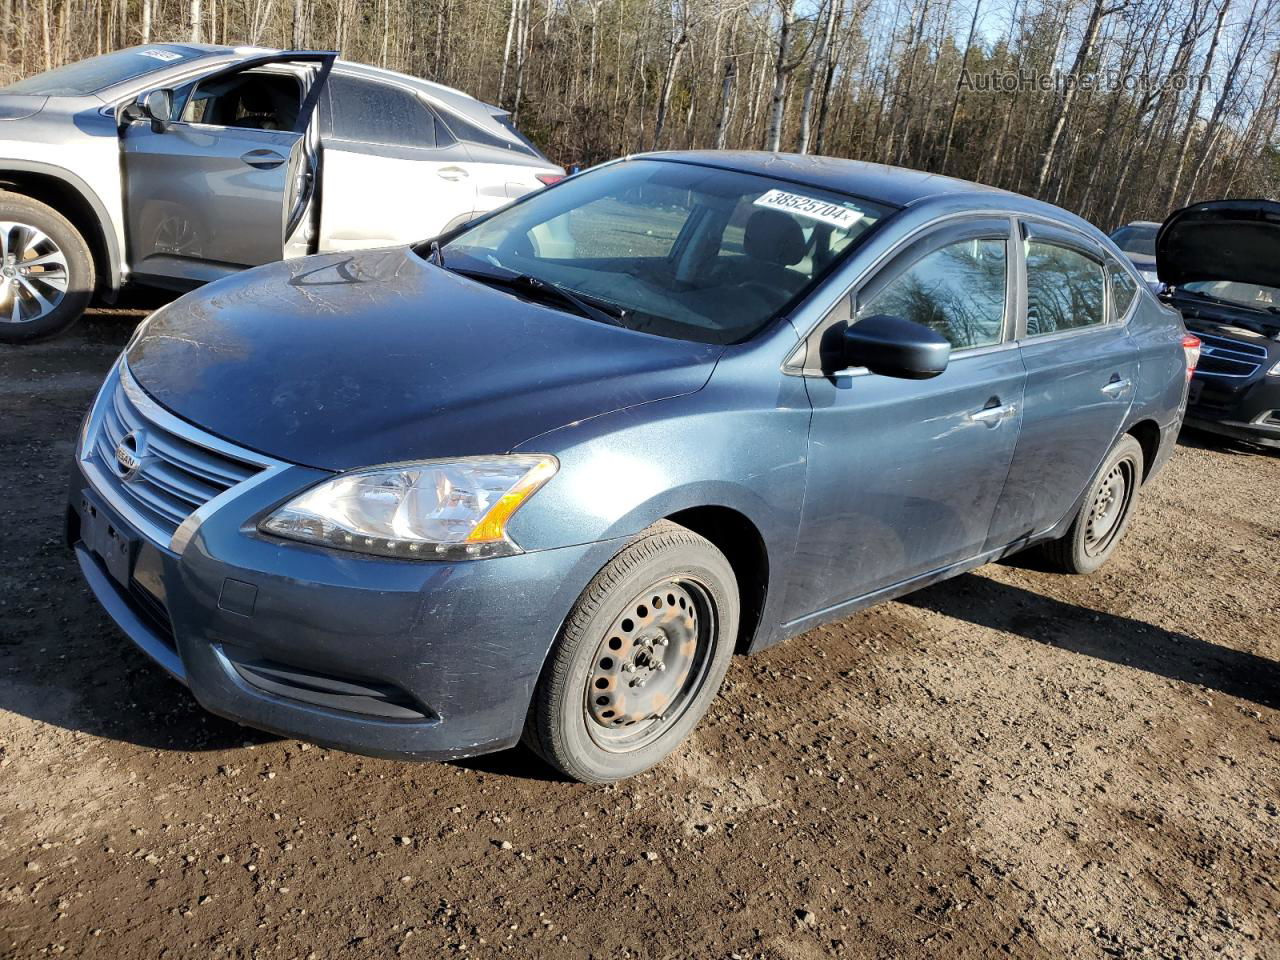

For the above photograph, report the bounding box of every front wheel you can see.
[1041,434,1144,575]
[0,192,95,343]
[523,521,739,783]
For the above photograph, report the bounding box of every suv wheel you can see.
[0,193,95,343]
[524,521,740,783]
[1041,433,1144,575]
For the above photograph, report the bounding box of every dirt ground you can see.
[2,301,1278,960]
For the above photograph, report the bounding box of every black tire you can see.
[0,192,95,343]
[524,521,740,783]
[1041,434,1144,575]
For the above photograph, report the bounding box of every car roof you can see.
[163,44,494,111]
[639,150,1110,241]
[640,151,1019,207]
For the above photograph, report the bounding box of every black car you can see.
[1158,200,1280,449]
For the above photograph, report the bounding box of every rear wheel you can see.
[1041,434,1144,574]
[524,521,739,783]
[0,193,94,343]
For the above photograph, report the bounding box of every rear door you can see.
[787,218,1027,619]
[984,220,1141,550]
[120,51,334,286]
[316,72,477,250]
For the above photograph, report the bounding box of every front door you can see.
[984,222,1141,550]
[120,52,334,285]
[787,218,1027,621]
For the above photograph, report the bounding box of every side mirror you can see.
[841,313,951,379]
[132,88,174,133]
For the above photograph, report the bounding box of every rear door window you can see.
[861,237,1008,350]
[1025,241,1106,336]
[324,74,441,149]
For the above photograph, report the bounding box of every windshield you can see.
[437,159,893,344]
[1,45,206,96]
[1109,225,1157,257]
[1182,280,1280,312]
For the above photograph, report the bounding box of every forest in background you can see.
[1,0,1278,229]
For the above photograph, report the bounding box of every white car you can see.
[0,44,564,341]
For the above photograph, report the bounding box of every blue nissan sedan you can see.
[68,152,1195,782]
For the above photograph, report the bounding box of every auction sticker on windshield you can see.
[753,189,863,230]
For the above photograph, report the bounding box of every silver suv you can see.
[0,44,563,342]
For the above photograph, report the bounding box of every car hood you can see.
[1157,199,1280,288]
[126,248,723,471]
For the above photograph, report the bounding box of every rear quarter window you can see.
[1108,256,1139,319]
[324,74,442,149]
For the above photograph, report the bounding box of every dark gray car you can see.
[68,153,1195,782]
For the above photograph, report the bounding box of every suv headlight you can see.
[1269,358,1280,376]
[260,455,557,560]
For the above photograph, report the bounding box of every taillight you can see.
[1182,333,1201,382]
[535,173,565,187]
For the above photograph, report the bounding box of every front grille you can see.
[1194,331,1270,379]
[83,363,267,544]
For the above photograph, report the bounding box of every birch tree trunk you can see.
[940,0,982,171]
[1033,0,1114,196]
[1168,0,1230,205]
[652,0,689,149]
[797,0,836,153]
[765,0,795,151]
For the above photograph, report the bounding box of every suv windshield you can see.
[1182,280,1280,312]
[1,45,206,96]
[437,159,893,344]
[1110,224,1157,257]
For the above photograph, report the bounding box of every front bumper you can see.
[1186,372,1280,449]
[67,374,624,762]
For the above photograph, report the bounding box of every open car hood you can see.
[1157,199,1280,288]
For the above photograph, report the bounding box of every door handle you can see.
[970,402,1017,427]
[437,166,470,181]
[241,149,287,169]
[1101,377,1133,399]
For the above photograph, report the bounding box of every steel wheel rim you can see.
[583,578,717,753]
[1084,459,1133,555]
[0,221,68,325]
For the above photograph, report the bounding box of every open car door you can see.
[119,51,335,287]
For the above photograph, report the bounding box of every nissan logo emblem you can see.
[113,429,149,483]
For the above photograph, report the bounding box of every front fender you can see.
[508,376,812,650]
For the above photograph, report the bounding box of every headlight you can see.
[1269,358,1280,377]
[260,455,557,560]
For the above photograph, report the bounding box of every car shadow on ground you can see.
[1177,426,1278,457]
[903,573,1279,710]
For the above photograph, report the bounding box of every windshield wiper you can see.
[448,266,628,328]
